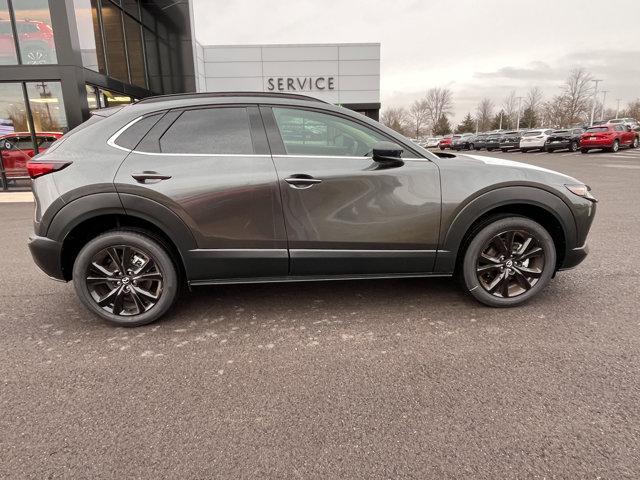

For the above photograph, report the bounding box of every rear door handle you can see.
[131,172,172,183]
[284,175,322,189]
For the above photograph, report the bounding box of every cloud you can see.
[474,61,556,81]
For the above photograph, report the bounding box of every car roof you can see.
[135,91,330,105]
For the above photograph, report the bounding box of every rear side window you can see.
[159,107,254,154]
[115,113,164,150]
[586,127,608,133]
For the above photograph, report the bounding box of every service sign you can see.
[265,76,336,92]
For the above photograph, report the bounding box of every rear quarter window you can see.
[114,113,165,150]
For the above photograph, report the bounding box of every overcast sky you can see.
[193,0,640,123]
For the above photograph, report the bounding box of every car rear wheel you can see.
[72,230,179,327]
[461,216,556,307]
[581,148,589,154]
[610,140,620,152]
[521,148,528,153]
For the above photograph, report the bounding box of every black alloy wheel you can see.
[462,216,556,307]
[73,230,179,326]
[569,140,579,152]
[86,245,163,316]
[475,230,545,298]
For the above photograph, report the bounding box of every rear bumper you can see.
[559,244,589,271]
[581,140,613,148]
[28,235,66,281]
[545,140,571,149]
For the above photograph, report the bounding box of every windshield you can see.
[523,131,542,137]
[552,130,568,134]
[586,127,609,133]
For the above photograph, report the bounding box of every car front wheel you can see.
[461,216,556,307]
[72,230,179,326]
[631,137,639,149]
[569,140,579,152]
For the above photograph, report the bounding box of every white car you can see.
[426,137,441,148]
[519,129,554,152]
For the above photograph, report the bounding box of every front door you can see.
[114,105,288,280]
[262,105,441,276]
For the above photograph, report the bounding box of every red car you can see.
[439,136,453,150]
[580,124,639,154]
[0,20,56,64]
[1,132,63,180]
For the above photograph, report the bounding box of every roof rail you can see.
[136,91,330,105]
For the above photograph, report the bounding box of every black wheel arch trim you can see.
[435,186,578,273]
[44,192,198,278]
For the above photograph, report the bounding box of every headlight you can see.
[565,184,597,202]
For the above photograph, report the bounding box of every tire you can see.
[469,144,474,150]
[631,136,639,149]
[581,148,589,154]
[461,216,556,307]
[501,149,508,153]
[521,148,528,153]
[609,140,619,153]
[569,140,579,152]
[487,148,493,152]
[72,230,179,327]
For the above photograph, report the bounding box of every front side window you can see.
[159,107,254,155]
[272,107,395,157]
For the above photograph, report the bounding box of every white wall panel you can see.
[204,62,262,78]
[262,45,338,61]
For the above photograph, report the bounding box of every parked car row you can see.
[434,118,639,154]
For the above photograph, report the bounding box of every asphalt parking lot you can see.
[1,148,639,479]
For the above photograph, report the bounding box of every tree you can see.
[622,99,640,119]
[523,86,543,127]
[455,112,475,133]
[424,87,454,129]
[490,110,506,130]
[559,68,593,125]
[408,98,430,138]
[501,90,517,129]
[432,115,452,136]
[475,97,494,132]
[541,95,566,128]
[380,107,409,136]
[520,106,537,129]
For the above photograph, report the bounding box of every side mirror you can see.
[627,125,632,132]
[372,141,403,163]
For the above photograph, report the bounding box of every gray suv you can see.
[27,92,597,326]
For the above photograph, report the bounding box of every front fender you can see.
[435,186,577,273]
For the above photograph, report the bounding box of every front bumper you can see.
[559,244,589,271]
[28,235,66,281]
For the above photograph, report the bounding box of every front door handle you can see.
[284,174,322,189]
[131,172,172,183]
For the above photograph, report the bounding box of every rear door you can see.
[114,105,288,280]
[262,105,441,276]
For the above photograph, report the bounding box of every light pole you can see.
[600,90,608,122]
[589,79,602,126]
[615,98,621,118]
[516,96,523,130]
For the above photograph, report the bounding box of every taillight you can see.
[26,161,72,179]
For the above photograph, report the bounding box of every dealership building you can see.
[0,0,381,190]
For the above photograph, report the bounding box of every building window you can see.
[12,0,58,64]
[25,82,68,133]
[0,1,18,65]
[73,0,105,73]
[0,81,67,190]
[100,0,128,82]
[123,14,146,88]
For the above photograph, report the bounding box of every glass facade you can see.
[0,0,196,190]
[0,81,67,190]
[12,0,58,64]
